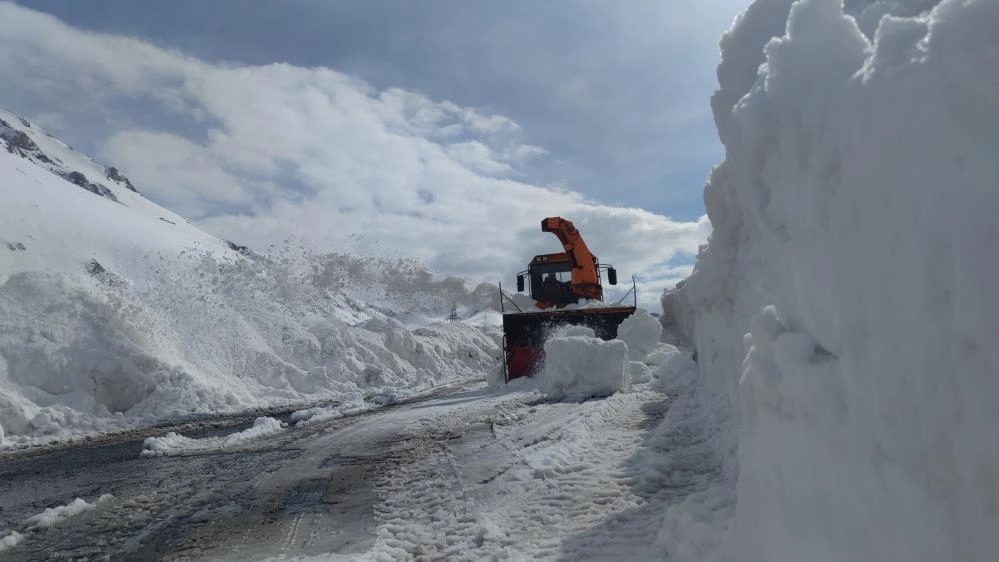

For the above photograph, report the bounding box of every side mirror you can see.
[517,274,525,292]
[607,268,617,285]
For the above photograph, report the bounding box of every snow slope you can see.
[0,109,501,448]
[665,0,999,560]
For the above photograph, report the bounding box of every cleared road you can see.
[0,383,492,561]
[1,381,679,561]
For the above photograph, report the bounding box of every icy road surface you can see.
[0,381,679,560]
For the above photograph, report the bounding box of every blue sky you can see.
[0,0,749,308]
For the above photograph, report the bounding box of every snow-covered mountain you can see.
[0,108,501,447]
[1,111,137,202]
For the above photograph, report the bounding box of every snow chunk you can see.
[290,392,376,425]
[24,494,113,530]
[616,309,662,361]
[540,335,629,400]
[0,531,23,552]
[646,345,681,367]
[140,416,284,457]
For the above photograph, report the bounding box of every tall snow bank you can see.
[0,118,501,446]
[677,0,999,560]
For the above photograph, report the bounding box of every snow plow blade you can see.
[502,306,636,381]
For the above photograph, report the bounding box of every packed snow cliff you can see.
[658,0,999,560]
[0,109,501,448]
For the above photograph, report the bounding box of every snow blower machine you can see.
[499,217,637,381]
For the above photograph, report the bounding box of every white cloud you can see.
[102,131,265,217]
[0,3,711,310]
[445,141,512,176]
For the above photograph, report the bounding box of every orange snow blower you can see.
[499,217,636,381]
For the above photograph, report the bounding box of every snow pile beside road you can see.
[0,113,501,448]
[672,0,999,560]
[140,417,284,457]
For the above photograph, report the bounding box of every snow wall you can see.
[662,0,999,560]
[659,280,695,348]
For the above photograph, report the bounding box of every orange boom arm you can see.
[541,217,603,301]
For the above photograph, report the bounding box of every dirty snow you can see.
[0,531,24,552]
[23,495,114,530]
[289,392,379,426]
[0,494,114,554]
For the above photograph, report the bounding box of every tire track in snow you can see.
[281,512,304,554]
[364,389,670,560]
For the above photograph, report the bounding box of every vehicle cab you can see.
[516,253,617,308]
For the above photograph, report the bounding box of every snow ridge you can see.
[140,417,285,457]
[0,109,138,202]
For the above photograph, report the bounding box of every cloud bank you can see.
[0,3,710,309]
